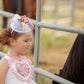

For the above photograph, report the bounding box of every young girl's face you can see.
[12,32,33,54]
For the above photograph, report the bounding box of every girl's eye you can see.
[24,40,28,42]
[24,39,32,42]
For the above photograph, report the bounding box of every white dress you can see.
[4,55,36,84]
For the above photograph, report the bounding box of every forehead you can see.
[18,32,32,39]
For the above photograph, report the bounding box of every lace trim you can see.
[3,55,34,83]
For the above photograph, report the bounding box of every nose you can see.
[28,41,32,46]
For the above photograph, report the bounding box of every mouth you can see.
[26,47,30,50]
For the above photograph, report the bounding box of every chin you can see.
[20,49,29,54]
[23,51,29,54]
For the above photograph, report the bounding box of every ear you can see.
[9,38,15,46]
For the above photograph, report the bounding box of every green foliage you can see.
[0,0,2,7]
[42,15,53,19]
[40,32,73,48]
[2,46,8,53]
[38,75,52,84]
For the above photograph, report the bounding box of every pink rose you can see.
[20,15,26,21]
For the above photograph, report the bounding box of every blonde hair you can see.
[0,28,22,46]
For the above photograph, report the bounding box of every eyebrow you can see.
[24,37,32,40]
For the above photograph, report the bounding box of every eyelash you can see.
[24,40,32,42]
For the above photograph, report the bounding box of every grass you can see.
[40,32,74,48]
[38,75,52,84]
[2,46,8,53]
[0,0,2,7]
[76,7,84,12]
[42,14,54,20]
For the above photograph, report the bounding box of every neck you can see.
[8,47,22,57]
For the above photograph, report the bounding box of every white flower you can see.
[14,14,20,20]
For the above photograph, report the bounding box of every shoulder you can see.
[0,58,9,84]
[0,58,9,71]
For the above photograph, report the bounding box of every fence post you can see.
[70,0,76,26]
[33,0,42,83]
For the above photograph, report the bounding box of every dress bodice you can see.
[4,55,36,84]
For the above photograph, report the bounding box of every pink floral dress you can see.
[3,54,36,84]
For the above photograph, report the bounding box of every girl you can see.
[0,14,36,84]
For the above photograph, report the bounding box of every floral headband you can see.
[8,14,34,33]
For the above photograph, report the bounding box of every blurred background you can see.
[0,0,84,84]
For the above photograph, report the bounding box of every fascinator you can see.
[8,14,34,33]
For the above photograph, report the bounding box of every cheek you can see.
[17,45,26,52]
[17,42,25,48]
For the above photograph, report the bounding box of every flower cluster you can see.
[20,15,29,23]
[16,62,29,77]
[15,14,30,31]
[14,14,29,24]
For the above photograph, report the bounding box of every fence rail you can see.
[0,10,84,35]
[0,0,83,83]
